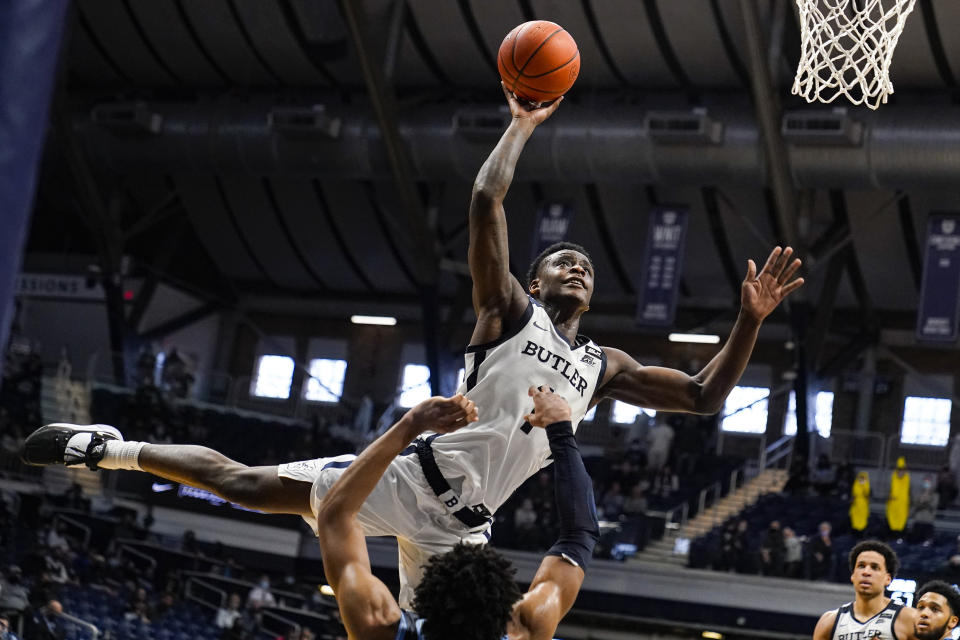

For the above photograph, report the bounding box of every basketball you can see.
[497,20,580,105]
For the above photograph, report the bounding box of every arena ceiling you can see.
[26,0,960,350]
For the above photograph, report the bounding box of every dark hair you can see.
[413,543,522,640]
[918,580,960,618]
[848,540,899,576]
[526,242,593,289]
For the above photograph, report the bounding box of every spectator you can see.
[25,600,64,640]
[783,456,809,496]
[783,527,803,578]
[622,485,648,518]
[124,601,151,624]
[220,618,250,640]
[513,499,538,550]
[849,471,871,535]
[151,591,176,619]
[810,521,834,580]
[887,457,910,537]
[0,614,21,640]
[216,593,243,630]
[910,474,939,544]
[760,520,785,577]
[937,465,958,508]
[45,523,70,553]
[651,464,679,498]
[126,587,149,614]
[626,438,648,471]
[0,567,30,620]
[811,454,837,495]
[732,519,753,574]
[646,419,674,471]
[600,481,625,520]
[247,576,276,609]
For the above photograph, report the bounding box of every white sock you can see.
[98,441,146,471]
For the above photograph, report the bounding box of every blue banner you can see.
[636,206,689,326]
[0,0,70,377]
[530,202,574,262]
[917,214,960,342]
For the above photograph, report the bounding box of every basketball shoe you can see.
[21,423,123,471]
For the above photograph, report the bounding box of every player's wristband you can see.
[544,420,599,571]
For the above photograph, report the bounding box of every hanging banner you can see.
[636,206,689,326]
[530,202,574,263]
[0,0,70,376]
[917,214,960,342]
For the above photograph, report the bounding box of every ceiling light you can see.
[702,632,724,640]
[351,315,397,326]
[669,333,720,344]
[319,585,335,597]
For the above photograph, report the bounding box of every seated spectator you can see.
[151,591,176,619]
[45,523,70,554]
[216,593,243,630]
[910,475,939,544]
[0,614,21,640]
[126,587,149,614]
[247,576,276,609]
[810,521,833,580]
[25,600,64,640]
[42,548,72,585]
[937,466,957,509]
[124,601,151,624]
[0,566,30,619]
[652,464,679,498]
[623,485,648,518]
[783,527,803,578]
[220,618,251,640]
[760,520,785,577]
[600,481,625,520]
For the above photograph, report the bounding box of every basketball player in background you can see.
[23,85,802,607]
[812,540,919,640]
[913,581,960,640]
[317,387,597,639]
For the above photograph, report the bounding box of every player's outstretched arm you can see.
[599,247,804,414]
[812,610,837,640]
[315,395,478,639]
[512,387,599,640]
[468,85,562,341]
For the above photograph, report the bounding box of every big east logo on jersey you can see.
[520,340,592,396]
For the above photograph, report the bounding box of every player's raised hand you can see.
[406,394,478,435]
[523,386,572,428]
[741,246,804,322]
[502,82,563,126]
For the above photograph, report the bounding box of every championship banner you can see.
[917,214,960,342]
[530,202,574,262]
[636,206,689,326]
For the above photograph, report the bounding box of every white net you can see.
[792,0,918,110]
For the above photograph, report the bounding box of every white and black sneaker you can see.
[21,423,123,471]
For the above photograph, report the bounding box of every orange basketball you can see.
[497,20,580,104]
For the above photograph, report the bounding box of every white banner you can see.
[15,273,105,300]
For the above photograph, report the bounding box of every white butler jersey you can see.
[830,601,902,640]
[428,296,607,515]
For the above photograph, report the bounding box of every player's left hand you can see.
[406,393,478,435]
[523,386,572,428]
[741,246,804,321]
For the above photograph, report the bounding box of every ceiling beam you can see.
[739,0,798,248]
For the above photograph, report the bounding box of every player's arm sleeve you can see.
[544,420,600,571]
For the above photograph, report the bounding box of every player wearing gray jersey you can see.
[813,541,918,640]
[22,85,803,608]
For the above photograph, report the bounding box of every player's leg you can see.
[21,423,313,518]
[139,445,313,518]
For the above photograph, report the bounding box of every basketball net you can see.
[792,0,918,110]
